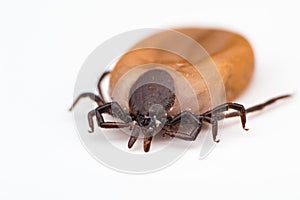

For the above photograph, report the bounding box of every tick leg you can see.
[88,108,129,132]
[70,71,110,111]
[88,110,96,132]
[203,103,248,130]
[97,71,110,102]
[95,102,132,123]
[87,102,132,132]
[69,92,104,111]
[166,111,202,141]
[225,94,291,118]
[202,116,219,142]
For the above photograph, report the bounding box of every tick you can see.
[69,28,290,152]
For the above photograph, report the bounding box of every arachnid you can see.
[70,28,290,152]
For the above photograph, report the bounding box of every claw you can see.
[88,110,95,134]
[88,128,94,133]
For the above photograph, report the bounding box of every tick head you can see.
[134,104,167,132]
[148,104,167,127]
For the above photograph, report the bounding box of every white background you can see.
[1,0,300,199]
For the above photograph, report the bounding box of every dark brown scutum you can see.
[129,69,175,116]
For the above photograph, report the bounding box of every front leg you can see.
[165,111,202,141]
[69,92,104,111]
[202,116,219,142]
[88,102,132,132]
[203,103,248,130]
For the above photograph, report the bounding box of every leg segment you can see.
[69,71,111,111]
[202,116,219,142]
[88,110,96,132]
[89,102,132,132]
[69,92,104,111]
[203,103,248,130]
[97,71,110,102]
[87,104,130,132]
[166,111,202,141]
[225,94,291,118]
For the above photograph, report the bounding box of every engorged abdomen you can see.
[109,28,255,114]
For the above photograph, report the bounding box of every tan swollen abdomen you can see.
[109,28,254,114]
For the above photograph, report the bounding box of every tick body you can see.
[70,28,290,152]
